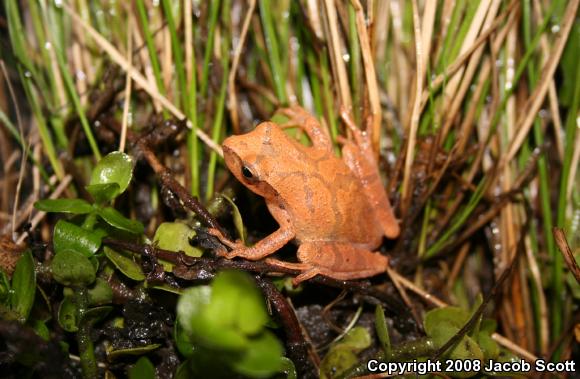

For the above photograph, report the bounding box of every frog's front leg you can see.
[276,106,333,151]
[210,226,295,260]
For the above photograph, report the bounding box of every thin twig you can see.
[553,227,580,284]
[228,0,257,134]
[400,0,423,214]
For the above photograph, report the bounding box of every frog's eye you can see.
[241,166,255,179]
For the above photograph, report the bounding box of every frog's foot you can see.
[264,258,321,286]
[276,106,332,151]
[206,228,246,258]
[339,107,374,158]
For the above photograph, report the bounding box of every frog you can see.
[211,106,400,285]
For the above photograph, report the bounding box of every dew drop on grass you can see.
[24,71,32,78]
[54,0,63,8]
[76,70,86,81]
[342,53,350,62]
[551,24,560,34]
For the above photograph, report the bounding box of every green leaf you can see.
[424,306,470,335]
[374,305,391,359]
[320,346,359,379]
[174,322,195,358]
[0,270,10,304]
[177,285,212,336]
[128,356,156,379]
[53,220,102,257]
[87,278,113,306]
[207,270,268,336]
[108,344,162,360]
[319,327,372,379]
[85,183,121,204]
[153,222,202,257]
[10,250,36,322]
[34,198,93,214]
[279,357,297,379]
[90,151,134,195]
[58,296,78,332]
[339,326,371,350]
[98,207,144,234]
[83,306,113,324]
[103,247,145,281]
[51,249,97,286]
[477,330,499,360]
[221,194,246,243]
[32,320,50,341]
[232,331,284,378]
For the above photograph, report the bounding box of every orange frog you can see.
[212,106,399,285]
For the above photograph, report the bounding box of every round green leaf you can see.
[53,220,102,256]
[207,270,268,336]
[153,222,202,257]
[51,249,97,286]
[103,247,145,281]
[34,198,93,214]
[320,346,359,379]
[177,285,212,336]
[128,357,156,379]
[98,207,144,234]
[85,183,121,204]
[87,278,113,306]
[90,151,133,195]
[58,296,78,332]
[232,332,283,378]
[339,326,371,351]
[424,306,471,336]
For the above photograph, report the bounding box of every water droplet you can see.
[54,0,63,8]
[551,24,560,33]
[44,42,52,50]
[342,53,350,62]
[76,70,86,81]
[24,71,32,78]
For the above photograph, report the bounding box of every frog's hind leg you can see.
[276,106,333,151]
[296,243,390,284]
[339,112,400,239]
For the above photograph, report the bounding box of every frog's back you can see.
[273,153,384,249]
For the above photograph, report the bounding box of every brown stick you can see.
[136,139,225,235]
[553,227,580,284]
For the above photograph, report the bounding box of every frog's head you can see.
[222,122,283,199]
